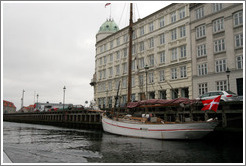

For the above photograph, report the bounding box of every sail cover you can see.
[127,98,198,108]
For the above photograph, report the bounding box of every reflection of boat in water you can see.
[101,3,218,140]
[102,98,218,140]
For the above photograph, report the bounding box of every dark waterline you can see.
[3,122,243,163]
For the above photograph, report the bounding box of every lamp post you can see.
[63,86,66,110]
[36,94,39,110]
[144,64,149,99]
[226,67,231,91]
[21,89,25,109]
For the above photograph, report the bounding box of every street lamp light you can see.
[226,67,231,91]
[144,64,149,100]
[63,86,66,110]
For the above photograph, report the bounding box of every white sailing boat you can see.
[101,3,218,139]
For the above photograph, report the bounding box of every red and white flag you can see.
[105,3,111,8]
[201,95,221,112]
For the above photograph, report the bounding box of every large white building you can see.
[91,3,243,109]
[190,3,243,98]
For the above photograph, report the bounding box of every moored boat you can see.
[102,98,218,140]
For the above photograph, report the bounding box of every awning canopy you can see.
[127,98,198,108]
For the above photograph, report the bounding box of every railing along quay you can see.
[3,101,243,131]
[3,108,102,129]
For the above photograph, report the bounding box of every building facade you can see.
[190,3,243,98]
[91,3,243,109]
[3,100,16,114]
[91,3,193,109]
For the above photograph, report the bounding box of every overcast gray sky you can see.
[2,1,172,110]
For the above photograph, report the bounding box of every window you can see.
[235,33,243,48]
[179,7,185,19]
[196,25,206,38]
[115,79,120,90]
[99,71,103,80]
[234,11,243,26]
[139,58,145,69]
[139,75,144,86]
[196,7,204,19]
[171,48,177,61]
[159,70,165,82]
[103,56,107,64]
[171,89,179,99]
[148,72,154,83]
[122,63,127,74]
[108,81,112,90]
[99,57,103,65]
[116,51,120,60]
[171,29,177,40]
[180,26,186,38]
[132,31,136,39]
[180,45,186,58]
[131,76,135,87]
[122,77,127,88]
[215,59,226,73]
[214,39,225,53]
[198,83,207,95]
[110,41,114,49]
[117,37,120,46]
[140,41,145,52]
[123,34,128,43]
[180,66,187,78]
[149,22,154,32]
[236,56,243,69]
[159,90,166,99]
[140,26,145,36]
[149,37,154,48]
[213,3,222,13]
[103,69,106,79]
[115,65,120,75]
[213,18,224,33]
[123,48,128,58]
[110,54,113,62]
[149,55,154,67]
[100,46,103,53]
[132,44,136,55]
[104,44,107,51]
[160,51,165,64]
[197,63,208,76]
[216,80,227,91]
[109,67,113,77]
[132,59,136,71]
[131,94,136,101]
[171,12,176,23]
[181,88,189,98]
[171,68,177,79]
[160,33,165,45]
[197,44,207,57]
[159,17,165,28]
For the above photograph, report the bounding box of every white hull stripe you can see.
[103,119,213,132]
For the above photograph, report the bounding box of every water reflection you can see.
[3,122,243,163]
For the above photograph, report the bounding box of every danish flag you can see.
[201,95,221,112]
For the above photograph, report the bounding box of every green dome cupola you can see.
[98,19,119,33]
[96,18,119,42]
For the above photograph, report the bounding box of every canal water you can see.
[3,122,243,163]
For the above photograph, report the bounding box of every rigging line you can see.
[153,49,164,90]
[118,3,127,29]
[135,3,141,21]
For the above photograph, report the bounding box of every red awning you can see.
[127,98,198,108]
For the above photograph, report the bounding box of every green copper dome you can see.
[98,19,119,33]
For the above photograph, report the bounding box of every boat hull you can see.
[102,115,218,139]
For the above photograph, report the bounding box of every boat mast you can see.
[127,3,133,104]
